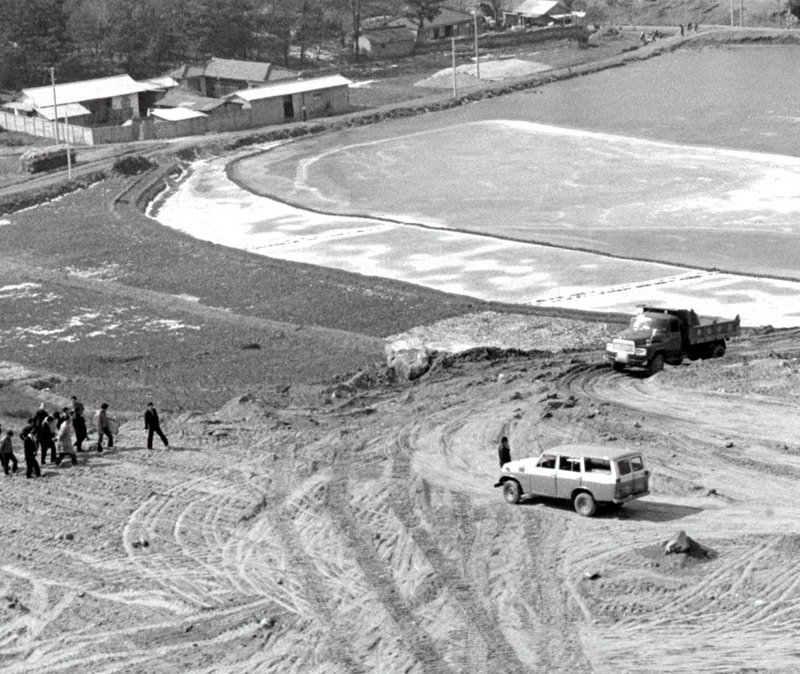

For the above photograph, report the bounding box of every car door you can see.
[529,454,557,497]
[615,458,634,497]
[629,455,649,494]
[555,455,582,499]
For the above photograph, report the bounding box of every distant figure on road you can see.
[95,403,113,452]
[21,426,41,478]
[498,436,511,467]
[144,402,169,450]
[1,429,19,475]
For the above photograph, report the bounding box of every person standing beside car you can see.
[498,436,511,467]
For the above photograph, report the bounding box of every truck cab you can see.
[605,307,739,375]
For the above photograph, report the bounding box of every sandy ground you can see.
[2,323,800,673]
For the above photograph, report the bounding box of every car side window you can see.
[584,458,611,473]
[559,456,581,472]
[630,456,644,472]
[537,454,556,469]
[617,459,631,475]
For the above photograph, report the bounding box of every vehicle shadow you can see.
[518,497,701,522]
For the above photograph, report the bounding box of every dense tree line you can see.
[0,0,452,91]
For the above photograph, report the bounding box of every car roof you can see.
[541,444,642,461]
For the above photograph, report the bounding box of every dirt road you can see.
[2,324,798,672]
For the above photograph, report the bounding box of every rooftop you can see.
[22,74,150,108]
[228,75,351,103]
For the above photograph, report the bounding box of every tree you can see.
[0,0,70,89]
[790,0,800,21]
[403,0,446,37]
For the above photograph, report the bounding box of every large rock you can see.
[664,530,691,554]
[385,338,431,381]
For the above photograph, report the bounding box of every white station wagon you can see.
[495,444,650,517]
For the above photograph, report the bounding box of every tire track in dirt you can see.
[392,424,531,673]
[324,439,454,673]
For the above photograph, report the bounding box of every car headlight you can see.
[634,348,647,356]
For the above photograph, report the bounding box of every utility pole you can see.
[473,8,480,80]
[730,0,734,26]
[452,37,458,98]
[49,67,60,144]
[740,0,744,25]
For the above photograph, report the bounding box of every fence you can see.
[1,103,310,145]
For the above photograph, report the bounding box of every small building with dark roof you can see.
[171,57,297,98]
[358,26,417,59]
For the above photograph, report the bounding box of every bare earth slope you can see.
[1,326,799,672]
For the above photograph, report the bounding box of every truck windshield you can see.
[630,315,670,332]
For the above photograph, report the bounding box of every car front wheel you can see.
[573,491,597,517]
[503,480,522,505]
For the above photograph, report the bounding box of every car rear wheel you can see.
[573,491,597,517]
[503,480,522,505]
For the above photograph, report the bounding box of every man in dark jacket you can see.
[38,415,57,465]
[498,436,511,467]
[21,426,41,478]
[144,402,169,450]
[0,429,19,475]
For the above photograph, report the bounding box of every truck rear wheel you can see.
[612,362,625,372]
[503,480,522,505]
[710,343,726,358]
[648,353,665,375]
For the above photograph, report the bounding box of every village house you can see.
[171,57,297,98]
[361,6,475,43]
[357,26,417,59]
[226,75,351,124]
[151,88,242,116]
[11,74,151,125]
[502,0,573,28]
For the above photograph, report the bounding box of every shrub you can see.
[113,154,156,176]
[19,146,76,173]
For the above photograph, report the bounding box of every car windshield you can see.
[630,315,670,332]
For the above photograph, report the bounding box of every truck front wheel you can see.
[612,362,625,372]
[648,353,665,375]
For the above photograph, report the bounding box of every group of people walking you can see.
[0,398,169,479]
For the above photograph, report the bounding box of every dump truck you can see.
[605,306,740,374]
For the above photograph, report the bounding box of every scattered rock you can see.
[583,570,601,580]
[706,488,719,496]
[664,530,691,554]
[545,400,563,409]
[586,410,597,419]
[509,391,523,400]
[541,411,553,419]
[725,440,734,448]
[633,421,641,428]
